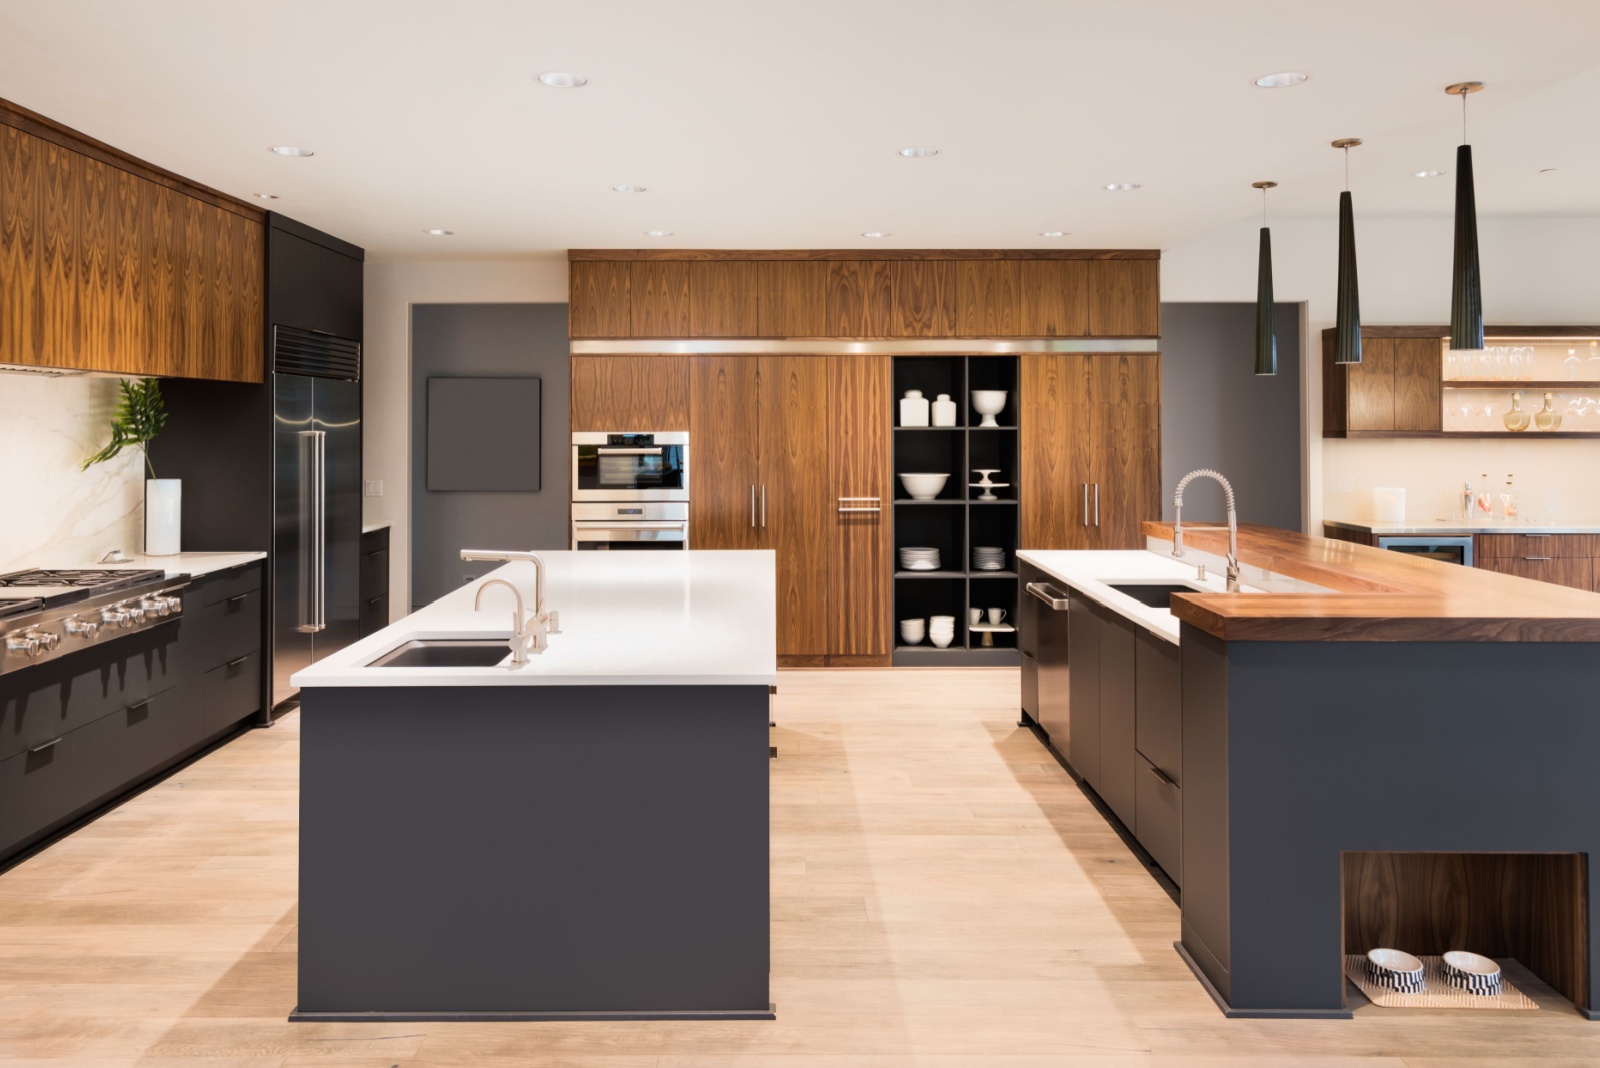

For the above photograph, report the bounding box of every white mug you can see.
[987,608,1007,625]
[969,608,983,625]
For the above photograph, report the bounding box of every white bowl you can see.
[1441,951,1502,995]
[899,472,949,500]
[899,619,926,645]
[1364,948,1425,992]
[930,631,954,648]
[971,390,1008,427]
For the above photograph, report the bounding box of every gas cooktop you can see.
[0,568,167,608]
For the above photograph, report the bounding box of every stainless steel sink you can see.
[1106,582,1208,609]
[366,639,511,668]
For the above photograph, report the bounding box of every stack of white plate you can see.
[928,615,956,649]
[899,547,941,571]
[972,546,1006,571]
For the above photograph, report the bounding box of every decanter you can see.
[1534,392,1563,431]
[1502,391,1531,432]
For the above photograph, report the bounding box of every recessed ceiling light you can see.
[644,230,674,237]
[423,229,454,236]
[1413,170,1446,179]
[861,231,890,238]
[898,147,939,158]
[1105,182,1140,191]
[251,193,279,200]
[537,72,588,89]
[1254,71,1309,89]
[1539,167,1559,173]
[1039,231,1069,237]
[612,184,647,193]
[268,146,314,157]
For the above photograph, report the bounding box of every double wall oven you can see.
[571,432,690,550]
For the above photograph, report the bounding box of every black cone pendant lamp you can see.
[1332,138,1363,364]
[1447,81,1485,351]
[1252,181,1278,375]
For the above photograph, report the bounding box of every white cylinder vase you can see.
[145,478,182,556]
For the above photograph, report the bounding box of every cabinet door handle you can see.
[366,596,384,606]
[1524,556,1553,562]
[28,738,60,755]
[750,485,756,529]
[1082,484,1089,527]
[226,655,250,669]
[837,496,881,514]
[761,485,767,528]
[1148,764,1177,787]
[1094,483,1100,527]
[1026,582,1070,611]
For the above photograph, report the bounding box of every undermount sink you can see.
[1106,582,1208,609]
[366,639,511,668]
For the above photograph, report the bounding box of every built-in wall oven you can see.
[572,432,689,502]
[1375,535,1474,567]
[570,432,690,550]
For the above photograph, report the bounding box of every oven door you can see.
[571,432,689,502]
[571,501,689,551]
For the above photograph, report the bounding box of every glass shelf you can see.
[1442,338,1600,385]
[1441,386,1600,434]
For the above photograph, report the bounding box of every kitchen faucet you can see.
[461,550,561,656]
[1171,469,1241,592]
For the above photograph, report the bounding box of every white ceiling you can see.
[3,0,1599,260]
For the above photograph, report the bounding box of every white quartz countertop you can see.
[29,550,266,579]
[362,521,390,534]
[1017,546,1332,645]
[1326,518,1600,536]
[293,549,778,687]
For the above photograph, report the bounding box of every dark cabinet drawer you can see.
[0,624,180,763]
[1135,753,1181,887]
[360,548,389,598]
[100,688,204,798]
[187,561,263,607]
[360,594,390,638]
[198,650,262,736]
[360,525,391,556]
[1020,649,1039,725]
[185,587,263,672]
[1095,603,1137,831]
[1134,628,1182,785]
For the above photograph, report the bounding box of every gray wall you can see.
[410,303,569,609]
[1159,302,1302,531]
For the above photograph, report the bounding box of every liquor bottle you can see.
[1461,481,1476,524]
[1500,474,1518,521]
[1475,474,1495,520]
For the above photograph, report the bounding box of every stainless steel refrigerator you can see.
[272,330,363,706]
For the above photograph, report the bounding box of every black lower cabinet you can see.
[0,561,266,867]
[359,526,390,638]
[1094,602,1137,830]
[1065,595,1101,785]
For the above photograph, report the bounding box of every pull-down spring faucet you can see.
[1171,469,1241,592]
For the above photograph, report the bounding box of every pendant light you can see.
[1252,181,1278,376]
[1332,138,1363,364]
[1447,81,1485,351]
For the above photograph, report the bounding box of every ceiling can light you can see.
[1254,71,1309,88]
[268,146,314,157]
[898,146,939,158]
[861,231,890,238]
[644,230,674,237]
[1039,231,1068,237]
[537,72,588,88]
[423,229,454,236]
[251,193,279,200]
[1446,81,1486,352]
[612,184,647,193]
[1252,181,1278,376]
[1413,170,1446,179]
[1332,138,1364,365]
[1105,182,1140,191]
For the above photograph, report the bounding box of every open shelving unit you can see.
[890,355,1021,667]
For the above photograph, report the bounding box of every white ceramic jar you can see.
[899,389,930,427]
[931,393,958,427]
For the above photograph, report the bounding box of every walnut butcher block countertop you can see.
[1141,522,1600,642]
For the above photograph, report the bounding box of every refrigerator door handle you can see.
[315,428,328,631]
[298,430,328,633]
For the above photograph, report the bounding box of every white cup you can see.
[987,608,1007,625]
[969,608,983,625]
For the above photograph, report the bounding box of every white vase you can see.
[145,478,181,556]
[899,390,930,427]
[931,393,958,427]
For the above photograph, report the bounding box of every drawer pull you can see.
[1026,582,1070,611]
[227,593,251,604]
[29,738,60,755]
[1524,556,1553,562]
[1148,764,1177,787]
[226,655,250,669]
[366,596,384,606]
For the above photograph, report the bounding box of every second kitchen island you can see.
[289,550,777,1022]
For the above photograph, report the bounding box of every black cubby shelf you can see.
[890,354,1022,668]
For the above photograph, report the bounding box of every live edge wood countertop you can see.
[1140,521,1600,643]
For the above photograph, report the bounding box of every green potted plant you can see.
[82,378,177,555]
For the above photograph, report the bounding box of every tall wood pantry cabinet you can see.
[1020,352,1161,549]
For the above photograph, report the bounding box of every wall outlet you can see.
[364,480,384,497]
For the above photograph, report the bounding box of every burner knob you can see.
[99,606,128,626]
[6,633,42,657]
[139,596,170,618]
[33,630,60,652]
[64,615,100,640]
[121,602,145,625]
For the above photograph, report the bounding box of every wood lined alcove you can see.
[1342,851,1589,1009]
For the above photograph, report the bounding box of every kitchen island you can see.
[289,550,777,1022]
[1019,526,1600,1020]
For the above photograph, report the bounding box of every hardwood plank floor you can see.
[0,668,1596,1065]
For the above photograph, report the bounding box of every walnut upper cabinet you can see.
[569,354,690,431]
[566,251,1160,341]
[1323,329,1443,436]
[0,117,264,382]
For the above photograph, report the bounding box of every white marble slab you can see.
[293,549,778,688]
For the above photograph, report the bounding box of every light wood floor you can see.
[1,668,1596,1067]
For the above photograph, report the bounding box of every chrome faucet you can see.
[1171,469,1241,592]
[461,549,561,657]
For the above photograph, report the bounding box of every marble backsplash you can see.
[0,374,148,571]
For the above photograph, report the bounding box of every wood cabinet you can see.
[683,354,888,661]
[1021,351,1160,549]
[568,251,1160,341]
[0,121,263,381]
[569,355,690,432]
[1475,533,1597,593]
[1324,331,1444,436]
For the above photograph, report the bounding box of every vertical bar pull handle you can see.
[296,432,320,633]
[1094,483,1100,528]
[750,485,756,529]
[1082,484,1089,527]
[315,430,328,631]
[761,485,767,528]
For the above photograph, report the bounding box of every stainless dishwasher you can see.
[1026,579,1074,748]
